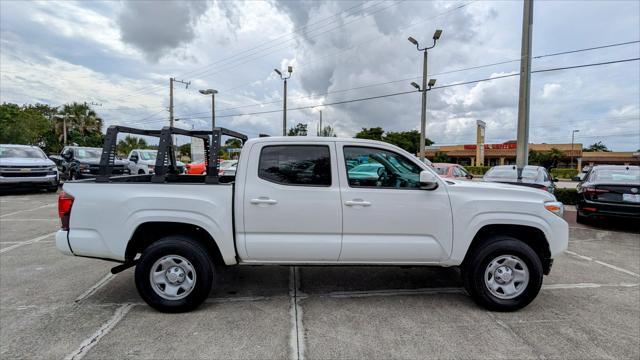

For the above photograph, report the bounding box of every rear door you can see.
[337,143,453,263]
[241,142,342,262]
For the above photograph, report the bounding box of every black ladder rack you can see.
[97,125,247,184]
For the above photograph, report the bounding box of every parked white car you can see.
[127,149,185,175]
[0,144,59,191]
[57,137,568,313]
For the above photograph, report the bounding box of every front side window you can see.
[258,145,331,186]
[344,146,422,189]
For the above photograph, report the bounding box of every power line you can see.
[199,40,639,114]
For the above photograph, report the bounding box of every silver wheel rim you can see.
[150,255,196,300]
[484,255,529,300]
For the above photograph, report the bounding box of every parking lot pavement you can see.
[1,191,639,359]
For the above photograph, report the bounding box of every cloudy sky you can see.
[1,0,639,150]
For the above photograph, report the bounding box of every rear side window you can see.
[258,145,331,186]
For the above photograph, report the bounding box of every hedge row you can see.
[464,166,491,175]
[554,188,578,205]
[551,168,579,179]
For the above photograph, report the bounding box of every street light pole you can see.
[199,89,218,128]
[274,66,293,136]
[408,30,442,162]
[571,129,580,168]
[515,0,534,180]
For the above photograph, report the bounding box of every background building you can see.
[424,141,639,169]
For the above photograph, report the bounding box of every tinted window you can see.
[344,146,422,189]
[258,145,331,186]
[590,168,640,184]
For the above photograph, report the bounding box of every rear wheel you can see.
[463,236,543,311]
[135,236,214,313]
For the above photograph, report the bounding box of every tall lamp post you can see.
[274,66,293,136]
[571,129,580,168]
[315,107,323,136]
[408,29,442,162]
[198,89,218,128]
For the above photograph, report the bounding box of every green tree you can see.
[319,125,337,137]
[117,135,148,156]
[433,152,450,163]
[355,127,384,141]
[382,130,434,154]
[584,141,610,152]
[59,102,103,145]
[0,103,50,146]
[287,123,308,136]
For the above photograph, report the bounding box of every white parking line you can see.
[289,267,305,360]
[63,303,134,360]
[0,203,55,218]
[323,283,638,299]
[565,250,640,278]
[0,218,57,222]
[0,232,56,254]
[75,273,116,303]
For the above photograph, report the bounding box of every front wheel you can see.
[462,236,543,312]
[135,236,214,313]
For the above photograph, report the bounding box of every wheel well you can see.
[125,222,224,265]
[464,224,552,274]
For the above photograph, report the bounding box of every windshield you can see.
[434,166,448,175]
[139,150,157,161]
[74,148,102,159]
[485,167,539,180]
[590,168,640,184]
[0,146,46,159]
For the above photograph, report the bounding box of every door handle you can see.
[344,199,371,207]
[250,197,278,205]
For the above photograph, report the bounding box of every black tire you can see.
[576,212,591,225]
[462,236,543,312]
[46,185,58,193]
[135,236,214,313]
[138,169,145,175]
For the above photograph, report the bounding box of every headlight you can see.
[544,201,564,217]
[148,165,155,170]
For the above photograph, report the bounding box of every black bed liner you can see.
[97,125,247,184]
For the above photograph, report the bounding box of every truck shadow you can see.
[213,265,463,298]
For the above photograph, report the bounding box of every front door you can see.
[338,144,453,263]
[242,142,342,262]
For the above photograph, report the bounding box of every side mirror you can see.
[419,170,438,190]
[552,178,559,182]
[130,155,138,163]
[466,174,474,179]
[571,176,581,182]
[62,152,72,160]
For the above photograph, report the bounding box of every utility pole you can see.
[274,66,293,136]
[169,77,191,128]
[63,114,68,145]
[515,0,534,180]
[408,30,442,162]
[571,129,580,168]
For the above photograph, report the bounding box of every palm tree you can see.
[117,135,148,156]
[59,102,103,142]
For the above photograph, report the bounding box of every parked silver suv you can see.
[0,144,59,191]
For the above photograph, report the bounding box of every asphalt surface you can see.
[1,190,639,359]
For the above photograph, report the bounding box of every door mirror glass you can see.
[419,170,438,190]
[130,154,138,163]
[62,150,72,160]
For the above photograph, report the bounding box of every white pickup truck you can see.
[56,136,568,313]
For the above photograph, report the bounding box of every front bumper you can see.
[0,174,58,187]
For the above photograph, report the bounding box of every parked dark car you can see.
[52,146,130,180]
[483,165,556,193]
[576,165,640,223]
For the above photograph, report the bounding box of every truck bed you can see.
[61,181,236,263]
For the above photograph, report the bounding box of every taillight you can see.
[58,191,74,231]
